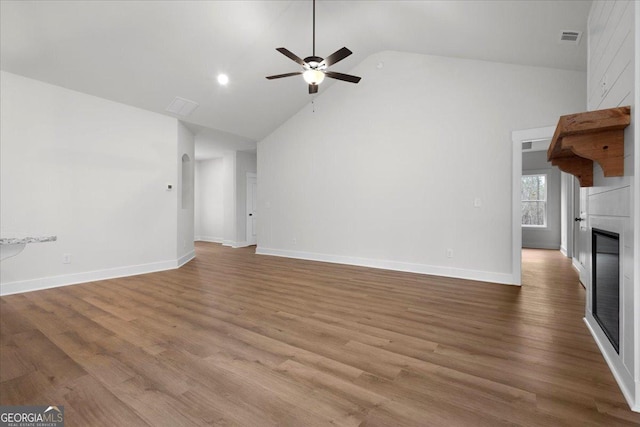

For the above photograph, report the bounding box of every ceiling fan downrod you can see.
[312,0,316,57]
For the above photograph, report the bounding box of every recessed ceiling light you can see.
[217,74,229,85]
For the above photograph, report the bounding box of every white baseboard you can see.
[571,257,589,287]
[572,258,581,272]
[196,238,251,249]
[584,317,638,412]
[0,257,189,296]
[222,240,253,249]
[559,245,568,257]
[177,250,195,267]
[232,241,254,248]
[195,236,223,243]
[522,242,561,250]
[256,247,515,285]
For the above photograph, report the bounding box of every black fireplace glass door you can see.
[592,228,620,353]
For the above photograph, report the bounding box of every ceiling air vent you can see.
[559,30,582,45]
[166,96,199,117]
[522,141,532,150]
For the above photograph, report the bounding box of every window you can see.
[521,174,547,227]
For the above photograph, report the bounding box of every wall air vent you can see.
[522,141,532,150]
[166,97,199,117]
[559,30,582,45]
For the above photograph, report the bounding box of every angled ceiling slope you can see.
[0,1,591,142]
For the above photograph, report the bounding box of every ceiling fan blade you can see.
[325,71,361,84]
[266,71,303,80]
[309,84,318,94]
[320,47,352,67]
[276,48,306,66]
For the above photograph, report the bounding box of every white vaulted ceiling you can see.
[0,0,591,143]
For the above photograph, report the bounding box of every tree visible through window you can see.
[522,174,547,226]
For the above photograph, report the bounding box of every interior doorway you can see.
[511,126,555,285]
[572,178,589,286]
[246,172,257,246]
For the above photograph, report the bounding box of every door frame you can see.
[246,172,257,245]
[511,126,555,285]
[563,173,575,259]
[573,182,589,286]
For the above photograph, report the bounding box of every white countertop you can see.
[0,236,57,245]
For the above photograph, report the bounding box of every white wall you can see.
[195,158,224,242]
[257,51,585,284]
[0,71,188,295]
[585,0,639,412]
[522,151,561,249]
[177,121,195,264]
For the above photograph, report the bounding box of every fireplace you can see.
[592,228,620,353]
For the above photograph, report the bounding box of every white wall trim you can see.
[232,241,252,248]
[560,245,568,257]
[511,126,556,286]
[0,258,187,296]
[571,257,582,272]
[195,236,223,243]
[521,243,561,250]
[563,172,575,259]
[246,171,257,246]
[633,0,640,411]
[222,240,253,249]
[584,317,639,412]
[177,250,195,267]
[256,247,515,285]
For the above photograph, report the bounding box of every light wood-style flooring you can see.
[1,244,639,426]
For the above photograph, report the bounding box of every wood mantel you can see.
[547,106,630,187]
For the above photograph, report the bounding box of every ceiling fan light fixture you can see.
[265,0,360,92]
[303,69,325,85]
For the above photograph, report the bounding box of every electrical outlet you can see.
[446,249,454,259]
[63,253,72,264]
[292,237,297,245]
[474,197,482,208]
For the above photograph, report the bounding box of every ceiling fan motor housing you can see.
[304,56,325,69]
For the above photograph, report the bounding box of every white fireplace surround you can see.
[586,213,636,409]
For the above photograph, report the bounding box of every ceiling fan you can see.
[266,0,361,94]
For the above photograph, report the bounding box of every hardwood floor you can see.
[1,244,639,426]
